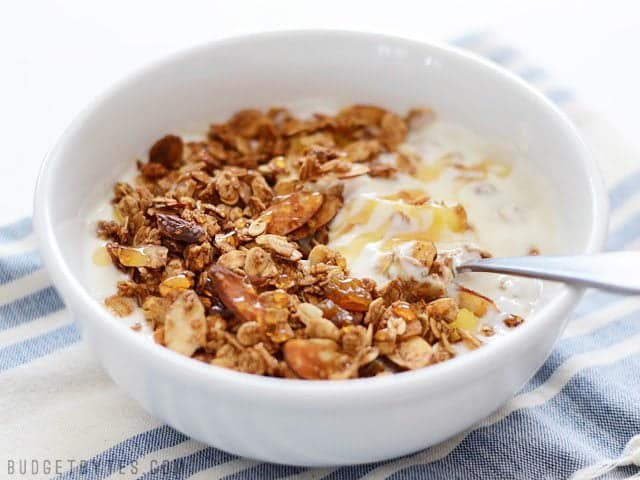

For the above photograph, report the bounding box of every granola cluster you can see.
[97,105,523,380]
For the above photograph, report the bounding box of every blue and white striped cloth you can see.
[2,32,640,480]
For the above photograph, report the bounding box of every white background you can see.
[2,0,639,223]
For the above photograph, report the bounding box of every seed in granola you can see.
[107,243,168,269]
[258,191,324,235]
[164,290,206,356]
[156,213,206,243]
[149,134,183,169]
[208,264,265,323]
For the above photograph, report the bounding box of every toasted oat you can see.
[387,337,433,370]
[244,247,279,280]
[255,234,302,261]
[104,295,136,317]
[412,240,437,270]
[217,249,247,272]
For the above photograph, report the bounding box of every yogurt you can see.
[328,120,558,321]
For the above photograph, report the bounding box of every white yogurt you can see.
[328,120,558,322]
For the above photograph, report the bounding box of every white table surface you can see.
[2,0,639,223]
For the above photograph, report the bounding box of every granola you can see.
[95,105,529,380]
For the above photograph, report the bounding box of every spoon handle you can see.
[457,251,640,295]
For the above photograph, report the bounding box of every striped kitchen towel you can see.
[1,31,640,480]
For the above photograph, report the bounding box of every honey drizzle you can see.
[332,198,469,260]
[92,245,112,266]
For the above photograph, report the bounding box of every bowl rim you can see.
[33,29,609,404]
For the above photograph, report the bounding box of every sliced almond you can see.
[207,264,265,323]
[164,290,206,356]
[283,339,351,380]
[457,286,498,317]
[259,191,324,235]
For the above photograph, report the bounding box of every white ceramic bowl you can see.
[34,30,608,466]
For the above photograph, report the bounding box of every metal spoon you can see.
[457,251,640,295]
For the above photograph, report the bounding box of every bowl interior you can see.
[37,31,606,376]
